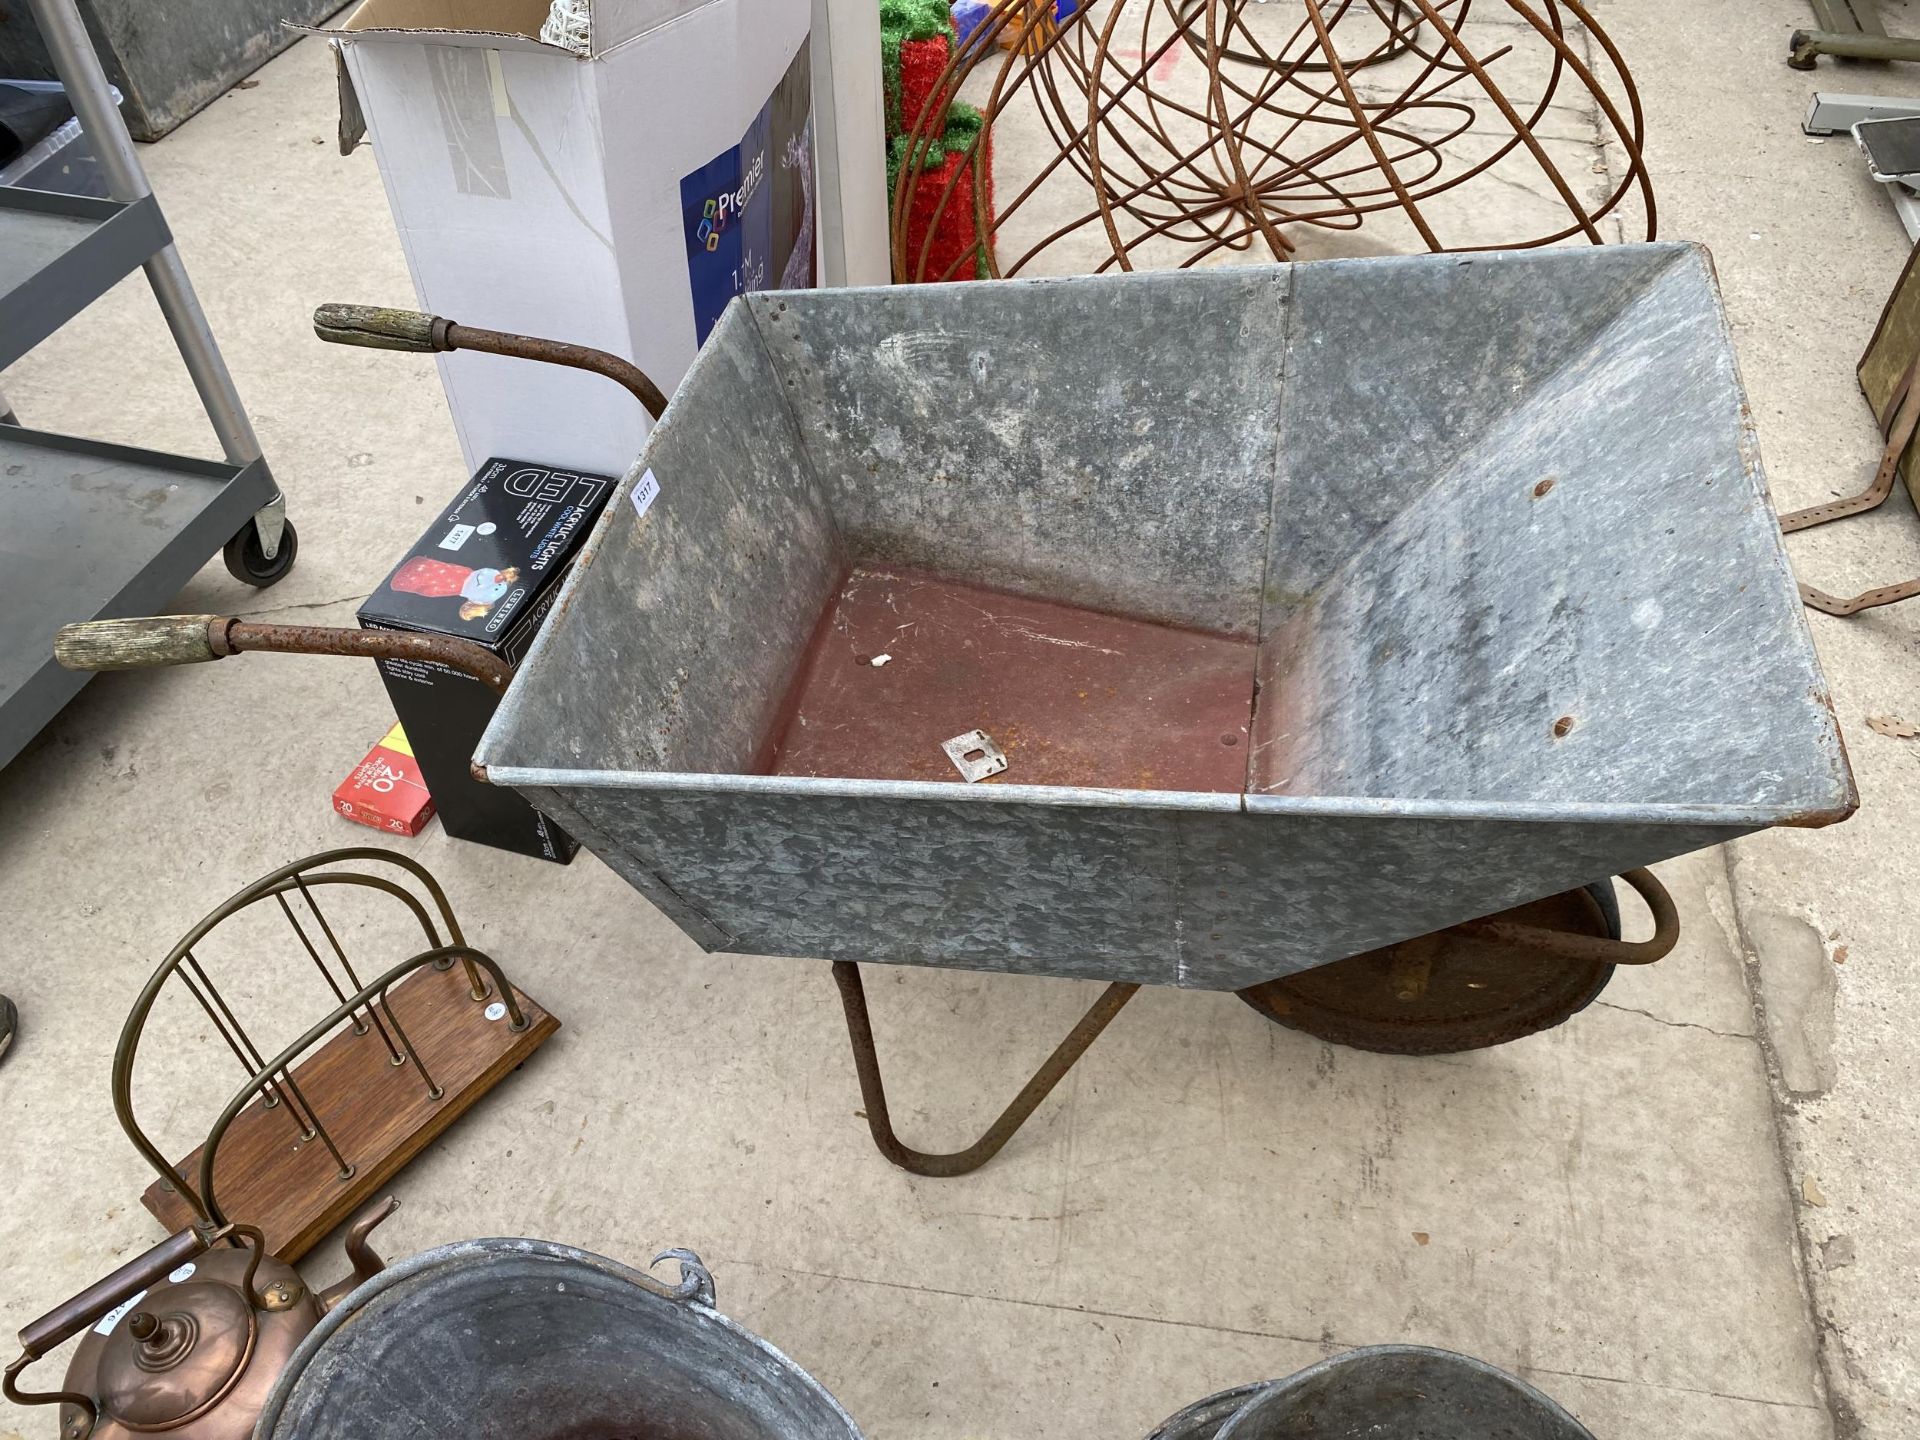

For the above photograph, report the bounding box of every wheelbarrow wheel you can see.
[1237,881,1623,1055]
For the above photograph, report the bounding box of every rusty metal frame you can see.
[892,0,1655,281]
[831,962,1140,1176]
[1450,866,1677,965]
[1781,353,1920,615]
[828,867,1677,1177]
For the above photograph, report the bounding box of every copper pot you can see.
[5,1200,394,1440]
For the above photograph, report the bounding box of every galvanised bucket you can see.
[1148,1346,1594,1440]
[254,1240,860,1440]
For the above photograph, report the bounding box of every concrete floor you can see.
[3,3,1919,1438]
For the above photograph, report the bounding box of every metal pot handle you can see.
[6,1217,327,1437]
[647,1249,717,1308]
[12,1228,208,1365]
[5,1227,214,1432]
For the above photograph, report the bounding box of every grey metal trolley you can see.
[0,0,293,769]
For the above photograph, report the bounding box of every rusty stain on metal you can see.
[893,0,1654,281]
[1388,947,1433,1002]
[762,567,1257,793]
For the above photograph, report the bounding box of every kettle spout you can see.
[318,1197,398,1312]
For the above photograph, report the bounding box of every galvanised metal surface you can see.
[476,243,1854,991]
[1146,1381,1271,1440]
[1255,247,1850,811]
[1149,1347,1594,1440]
[752,268,1285,637]
[254,1240,862,1440]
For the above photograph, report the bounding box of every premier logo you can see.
[693,147,767,252]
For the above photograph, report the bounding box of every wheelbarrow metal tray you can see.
[474,243,1853,991]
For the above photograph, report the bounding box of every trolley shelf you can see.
[0,425,276,767]
[0,187,171,371]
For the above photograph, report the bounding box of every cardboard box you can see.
[335,723,436,836]
[359,457,615,862]
[303,0,817,478]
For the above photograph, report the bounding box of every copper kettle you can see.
[4,1199,395,1440]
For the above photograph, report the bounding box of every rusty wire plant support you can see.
[893,0,1653,280]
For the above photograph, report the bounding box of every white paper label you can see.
[167,1262,197,1284]
[438,523,476,552]
[630,470,661,521]
[95,1291,147,1336]
[485,1001,508,1022]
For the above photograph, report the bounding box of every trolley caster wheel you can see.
[1237,881,1624,1056]
[224,518,298,588]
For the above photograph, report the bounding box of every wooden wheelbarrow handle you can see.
[54,616,514,695]
[313,303,670,421]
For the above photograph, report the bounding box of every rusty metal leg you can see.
[829,962,1139,1177]
[1781,353,1920,614]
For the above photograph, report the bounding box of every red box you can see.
[334,723,435,837]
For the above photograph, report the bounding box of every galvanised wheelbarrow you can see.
[58,243,1854,1176]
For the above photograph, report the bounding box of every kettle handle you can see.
[14,1227,208,1362]
[4,1223,276,1438]
[5,1227,212,1435]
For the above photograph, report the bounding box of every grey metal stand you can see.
[0,0,294,769]
[1790,1,1920,70]
[1804,91,1920,241]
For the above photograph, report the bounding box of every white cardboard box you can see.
[307,0,816,476]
